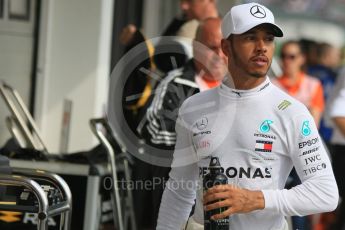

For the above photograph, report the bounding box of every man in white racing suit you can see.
[156,2,338,230]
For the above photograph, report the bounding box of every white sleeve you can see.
[262,112,339,216]
[156,113,199,230]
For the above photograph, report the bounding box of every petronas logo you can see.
[278,100,291,110]
[260,120,273,133]
[301,120,311,136]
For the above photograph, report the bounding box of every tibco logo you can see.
[303,163,327,176]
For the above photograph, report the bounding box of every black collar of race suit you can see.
[220,75,272,98]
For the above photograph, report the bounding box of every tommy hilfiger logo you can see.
[255,140,273,152]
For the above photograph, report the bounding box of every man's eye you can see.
[245,35,255,41]
[266,36,275,42]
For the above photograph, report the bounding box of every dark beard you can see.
[249,72,265,78]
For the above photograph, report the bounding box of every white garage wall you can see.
[0,0,36,147]
[35,0,114,153]
[142,0,179,38]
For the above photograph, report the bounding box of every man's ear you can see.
[221,39,230,57]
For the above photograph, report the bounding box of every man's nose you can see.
[256,39,267,53]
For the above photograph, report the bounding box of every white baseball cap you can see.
[221,2,283,39]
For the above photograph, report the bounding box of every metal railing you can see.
[13,168,72,230]
[89,118,136,230]
[0,168,72,230]
[0,80,48,153]
[0,81,72,229]
[0,174,49,230]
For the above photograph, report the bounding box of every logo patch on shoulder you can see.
[278,100,291,110]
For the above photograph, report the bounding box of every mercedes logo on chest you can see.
[196,117,208,130]
[250,5,266,18]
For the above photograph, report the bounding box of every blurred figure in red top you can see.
[273,40,324,127]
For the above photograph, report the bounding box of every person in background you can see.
[177,0,219,37]
[141,17,227,229]
[119,25,155,136]
[327,67,345,230]
[272,40,324,126]
[154,0,219,73]
[299,39,319,69]
[272,40,325,230]
[308,42,341,144]
[119,3,220,229]
[118,0,220,78]
[119,0,221,130]
[302,41,342,230]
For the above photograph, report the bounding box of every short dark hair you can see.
[316,42,333,58]
[281,40,304,54]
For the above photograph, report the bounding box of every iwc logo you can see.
[250,5,266,18]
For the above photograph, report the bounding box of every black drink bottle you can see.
[203,157,229,230]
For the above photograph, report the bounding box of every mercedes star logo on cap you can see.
[250,5,266,18]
